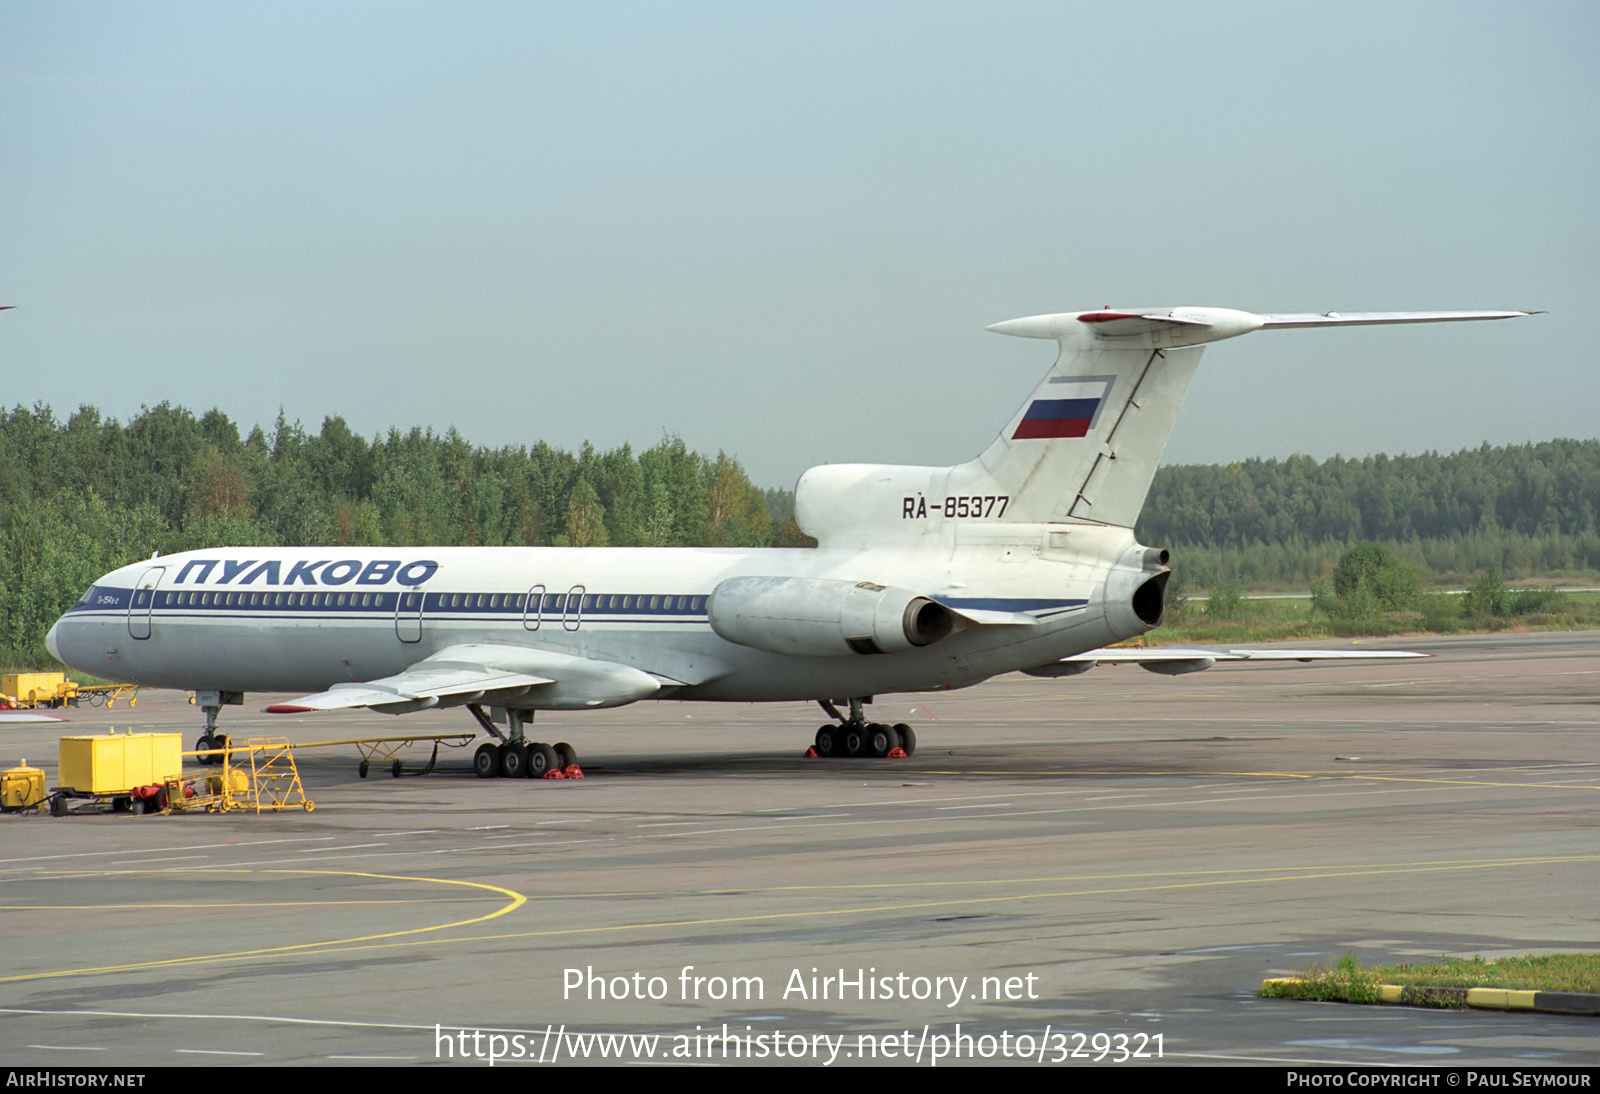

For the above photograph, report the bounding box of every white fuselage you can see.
[47,526,1152,708]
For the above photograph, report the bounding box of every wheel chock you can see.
[541,767,567,779]
[563,765,584,779]
[804,746,819,758]
[887,747,907,759]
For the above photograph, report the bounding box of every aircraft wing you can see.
[1026,646,1425,678]
[265,643,661,714]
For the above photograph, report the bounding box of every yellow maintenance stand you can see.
[42,730,313,816]
[167,738,314,815]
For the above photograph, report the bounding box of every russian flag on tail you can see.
[1011,378,1111,440]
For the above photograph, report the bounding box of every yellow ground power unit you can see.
[1,763,47,812]
[2,672,77,709]
[57,732,183,795]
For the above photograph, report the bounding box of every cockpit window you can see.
[77,587,94,605]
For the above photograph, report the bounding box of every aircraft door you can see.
[521,584,545,631]
[564,585,585,632]
[127,566,166,641]
[395,588,426,644]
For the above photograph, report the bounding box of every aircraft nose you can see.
[45,620,62,662]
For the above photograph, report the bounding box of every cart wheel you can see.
[304,801,315,812]
[49,793,67,817]
[391,760,403,778]
[358,761,369,778]
[130,798,146,816]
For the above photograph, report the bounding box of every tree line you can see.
[1137,440,1600,589]
[1,401,1594,666]
[0,403,802,665]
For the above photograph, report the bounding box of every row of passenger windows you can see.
[163,590,390,609]
[151,590,708,613]
[437,593,708,612]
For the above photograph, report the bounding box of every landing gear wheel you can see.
[867,722,900,758]
[894,724,916,756]
[529,743,560,777]
[500,743,529,779]
[212,735,229,764]
[554,742,577,769]
[815,725,840,757]
[194,735,216,766]
[358,760,370,778]
[473,743,501,779]
[842,725,865,757]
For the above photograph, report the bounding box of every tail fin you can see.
[969,336,1204,529]
[795,307,1532,546]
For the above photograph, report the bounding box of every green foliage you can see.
[1331,542,1423,611]
[1204,577,1243,620]
[1140,441,1600,594]
[1309,542,1423,622]
[1366,953,1599,994]
[1263,952,1600,1006]
[0,405,792,669]
[1461,567,1569,619]
[1260,952,1381,1004]
[1462,567,1509,618]
[1420,592,1461,631]
[562,477,610,547]
[1141,440,1600,549]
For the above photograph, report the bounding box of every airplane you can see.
[45,305,1531,778]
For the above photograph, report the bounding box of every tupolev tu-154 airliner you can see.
[47,306,1531,778]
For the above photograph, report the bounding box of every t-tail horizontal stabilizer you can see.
[796,306,1533,545]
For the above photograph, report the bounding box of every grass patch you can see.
[1364,953,1600,994]
[1156,588,1600,645]
[1261,952,1600,1007]
[1261,953,1381,1004]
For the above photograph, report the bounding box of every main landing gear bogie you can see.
[812,699,917,760]
[466,705,582,781]
[473,740,576,780]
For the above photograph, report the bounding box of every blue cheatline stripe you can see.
[69,586,714,619]
[1021,398,1100,421]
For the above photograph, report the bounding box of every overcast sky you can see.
[4,1,1594,488]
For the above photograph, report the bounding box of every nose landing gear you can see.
[192,690,242,766]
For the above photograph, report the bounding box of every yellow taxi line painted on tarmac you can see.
[0,896,491,911]
[0,868,525,984]
[9,855,1594,982]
